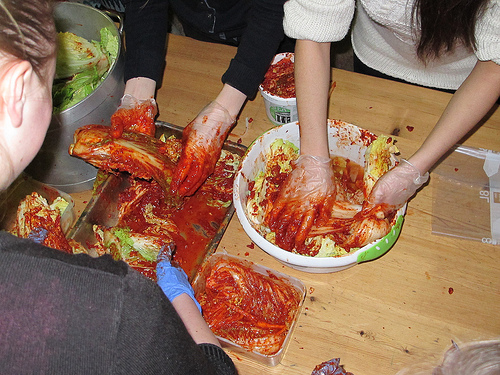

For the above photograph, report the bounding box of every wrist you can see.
[124,77,156,101]
[400,159,429,185]
[208,100,237,128]
[298,154,331,165]
[215,84,246,119]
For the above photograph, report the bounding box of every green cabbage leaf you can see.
[52,28,119,113]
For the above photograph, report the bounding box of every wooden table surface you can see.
[72,34,500,374]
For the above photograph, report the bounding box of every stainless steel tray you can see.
[68,121,247,280]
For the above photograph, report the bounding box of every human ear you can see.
[2,60,32,128]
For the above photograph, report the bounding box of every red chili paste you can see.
[197,258,302,355]
[261,55,296,98]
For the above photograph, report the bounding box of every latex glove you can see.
[171,101,236,197]
[367,158,429,211]
[265,155,336,252]
[110,94,158,138]
[155,244,201,313]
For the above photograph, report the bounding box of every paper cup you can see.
[259,53,297,126]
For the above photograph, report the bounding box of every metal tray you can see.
[67,121,247,280]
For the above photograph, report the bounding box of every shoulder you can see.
[475,0,500,63]
[284,0,355,42]
[1,230,124,268]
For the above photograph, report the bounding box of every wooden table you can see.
[73,34,500,374]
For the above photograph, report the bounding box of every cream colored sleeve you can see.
[283,0,355,42]
[475,0,500,65]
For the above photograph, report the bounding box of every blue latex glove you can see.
[156,245,202,313]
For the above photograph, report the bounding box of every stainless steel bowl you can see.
[26,2,125,193]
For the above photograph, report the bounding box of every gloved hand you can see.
[171,101,236,197]
[265,155,336,252]
[155,244,201,313]
[110,93,158,138]
[367,158,429,211]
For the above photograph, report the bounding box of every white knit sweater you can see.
[284,0,500,90]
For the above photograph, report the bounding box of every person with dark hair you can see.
[0,0,237,373]
[263,0,500,248]
[89,0,292,196]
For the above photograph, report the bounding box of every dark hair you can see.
[413,0,490,62]
[0,0,56,77]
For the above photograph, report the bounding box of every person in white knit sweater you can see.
[264,0,500,250]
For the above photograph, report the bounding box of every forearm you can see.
[214,84,247,119]
[221,0,286,98]
[171,293,221,346]
[409,60,500,174]
[123,0,168,83]
[295,39,331,158]
[124,77,156,101]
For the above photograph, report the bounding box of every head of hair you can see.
[435,340,500,375]
[0,0,56,77]
[396,340,500,375]
[412,0,489,63]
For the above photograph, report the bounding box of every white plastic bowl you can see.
[233,120,406,273]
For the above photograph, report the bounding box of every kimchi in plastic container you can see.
[192,252,306,366]
[259,53,297,126]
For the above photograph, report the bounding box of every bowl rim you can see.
[233,120,405,270]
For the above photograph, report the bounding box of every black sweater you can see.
[122,0,287,98]
[0,231,236,374]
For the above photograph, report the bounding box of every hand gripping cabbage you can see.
[69,124,177,194]
[246,135,398,257]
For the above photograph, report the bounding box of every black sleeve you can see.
[114,270,225,375]
[0,232,236,375]
[122,0,169,86]
[221,0,287,99]
[199,343,238,375]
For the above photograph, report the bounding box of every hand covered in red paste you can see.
[110,94,158,138]
[265,155,336,252]
[171,101,236,197]
[366,158,429,213]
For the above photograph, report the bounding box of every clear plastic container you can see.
[431,145,500,245]
[192,252,306,366]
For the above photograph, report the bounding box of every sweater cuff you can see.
[199,343,237,375]
[283,0,355,42]
[222,58,263,99]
